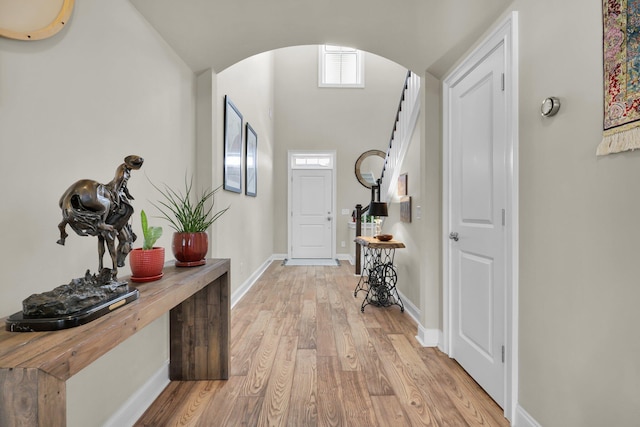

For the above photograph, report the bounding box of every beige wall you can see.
[386,121,422,306]
[272,46,408,259]
[210,52,276,291]
[131,0,512,78]
[385,71,442,332]
[494,1,640,425]
[385,70,441,334]
[421,72,443,332]
[4,0,637,425]
[0,0,195,425]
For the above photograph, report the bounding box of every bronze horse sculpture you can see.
[57,155,144,279]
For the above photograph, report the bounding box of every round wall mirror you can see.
[0,0,75,41]
[354,150,386,188]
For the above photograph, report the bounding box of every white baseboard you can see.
[103,361,170,427]
[416,324,442,348]
[397,289,420,322]
[336,253,354,264]
[515,405,542,427]
[231,256,273,308]
[274,253,353,265]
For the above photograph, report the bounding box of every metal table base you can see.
[354,244,404,312]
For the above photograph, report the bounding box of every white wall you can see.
[272,46,409,260]
[0,0,196,425]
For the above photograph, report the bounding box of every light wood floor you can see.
[135,261,509,426]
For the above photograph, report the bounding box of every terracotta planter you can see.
[129,247,165,282]
[172,232,208,267]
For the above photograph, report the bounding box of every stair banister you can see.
[354,70,420,274]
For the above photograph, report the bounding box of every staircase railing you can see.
[379,70,421,202]
[354,70,420,274]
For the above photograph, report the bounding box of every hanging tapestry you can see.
[598,0,640,155]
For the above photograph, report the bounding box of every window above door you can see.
[290,152,334,169]
[318,45,365,88]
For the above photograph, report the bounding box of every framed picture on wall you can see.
[398,173,408,196]
[245,123,257,197]
[224,95,243,193]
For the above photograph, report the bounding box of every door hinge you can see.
[501,345,505,363]
[501,208,506,226]
[501,73,505,91]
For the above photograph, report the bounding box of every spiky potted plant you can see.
[129,210,165,281]
[152,177,228,267]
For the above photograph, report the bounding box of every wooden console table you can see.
[0,259,230,427]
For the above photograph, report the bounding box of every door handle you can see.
[327,216,332,221]
[449,232,459,241]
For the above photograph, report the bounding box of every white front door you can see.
[448,43,507,407]
[291,168,333,258]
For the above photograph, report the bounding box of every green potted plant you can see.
[151,177,229,267]
[129,210,165,282]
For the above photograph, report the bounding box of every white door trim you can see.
[442,11,519,422]
[287,150,337,260]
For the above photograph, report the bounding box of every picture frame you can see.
[223,96,243,193]
[400,196,412,223]
[398,173,408,196]
[245,123,257,197]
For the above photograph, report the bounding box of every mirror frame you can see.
[0,0,74,41]
[354,149,386,188]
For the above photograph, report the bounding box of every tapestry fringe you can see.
[597,125,640,156]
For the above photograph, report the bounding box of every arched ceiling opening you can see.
[130,0,512,78]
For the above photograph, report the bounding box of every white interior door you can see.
[449,43,507,407]
[291,168,333,258]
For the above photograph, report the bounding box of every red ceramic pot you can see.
[129,247,165,282]
[172,232,208,267]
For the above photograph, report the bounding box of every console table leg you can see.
[169,273,230,381]
[0,368,65,427]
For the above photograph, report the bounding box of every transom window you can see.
[318,45,365,88]
[290,153,334,169]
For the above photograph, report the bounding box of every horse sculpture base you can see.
[5,269,139,332]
